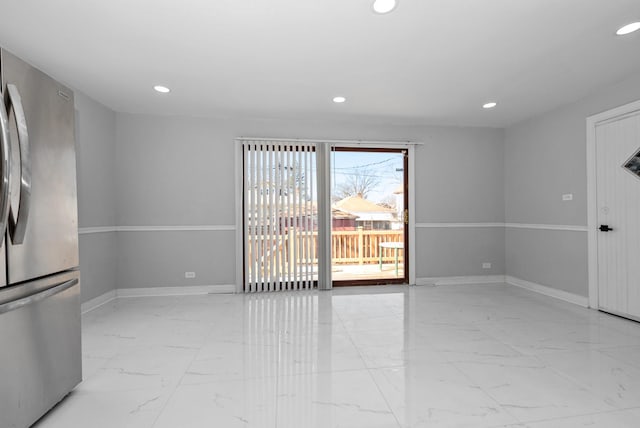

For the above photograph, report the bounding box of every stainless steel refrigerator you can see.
[0,49,81,428]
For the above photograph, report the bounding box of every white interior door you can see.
[595,111,640,319]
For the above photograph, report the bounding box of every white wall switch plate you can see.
[185,272,196,279]
[482,263,492,269]
[562,193,573,201]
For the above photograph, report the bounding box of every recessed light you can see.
[616,22,640,36]
[483,102,497,109]
[153,85,171,93]
[333,96,346,103]
[372,0,397,14]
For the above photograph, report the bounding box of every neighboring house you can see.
[245,183,317,233]
[278,202,317,232]
[333,194,397,230]
[331,209,358,231]
[247,199,360,233]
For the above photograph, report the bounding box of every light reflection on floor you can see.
[34,283,640,428]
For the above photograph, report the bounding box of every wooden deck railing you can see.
[246,228,404,268]
[332,229,403,264]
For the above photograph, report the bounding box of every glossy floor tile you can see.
[34,283,640,427]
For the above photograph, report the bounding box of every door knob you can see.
[599,225,614,232]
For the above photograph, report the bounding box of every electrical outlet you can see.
[482,263,492,269]
[185,271,196,279]
[562,193,573,201]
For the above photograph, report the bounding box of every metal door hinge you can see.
[403,209,409,225]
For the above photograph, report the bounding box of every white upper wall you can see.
[505,71,640,225]
[75,91,117,228]
[115,114,505,227]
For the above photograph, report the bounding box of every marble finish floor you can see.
[34,283,640,428]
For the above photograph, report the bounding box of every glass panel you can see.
[623,148,640,179]
[330,149,406,284]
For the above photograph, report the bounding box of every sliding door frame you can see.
[330,146,409,286]
[235,138,416,292]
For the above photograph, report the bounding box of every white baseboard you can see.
[81,290,117,314]
[82,277,589,316]
[505,275,588,307]
[116,284,236,298]
[415,275,506,286]
[81,285,236,314]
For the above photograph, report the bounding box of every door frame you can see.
[235,138,417,292]
[586,99,640,309]
[330,146,409,286]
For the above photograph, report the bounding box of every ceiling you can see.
[1,0,639,127]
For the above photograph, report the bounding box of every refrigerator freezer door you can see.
[2,50,79,284]
[0,271,81,428]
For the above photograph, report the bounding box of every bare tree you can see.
[379,194,397,209]
[336,168,381,199]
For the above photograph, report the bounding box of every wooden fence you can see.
[246,228,404,269]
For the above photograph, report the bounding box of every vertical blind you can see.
[243,141,318,292]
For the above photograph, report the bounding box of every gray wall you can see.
[417,228,505,277]
[75,92,117,302]
[414,127,505,278]
[115,114,505,288]
[75,68,640,298]
[504,71,640,297]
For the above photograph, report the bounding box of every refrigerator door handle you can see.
[0,90,11,246]
[6,84,31,245]
[0,277,78,315]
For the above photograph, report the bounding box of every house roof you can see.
[333,195,396,214]
[332,208,358,220]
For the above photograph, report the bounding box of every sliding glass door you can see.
[243,141,318,292]
[241,140,409,291]
[330,148,408,286]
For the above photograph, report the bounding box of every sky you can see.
[330,150,404,203]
